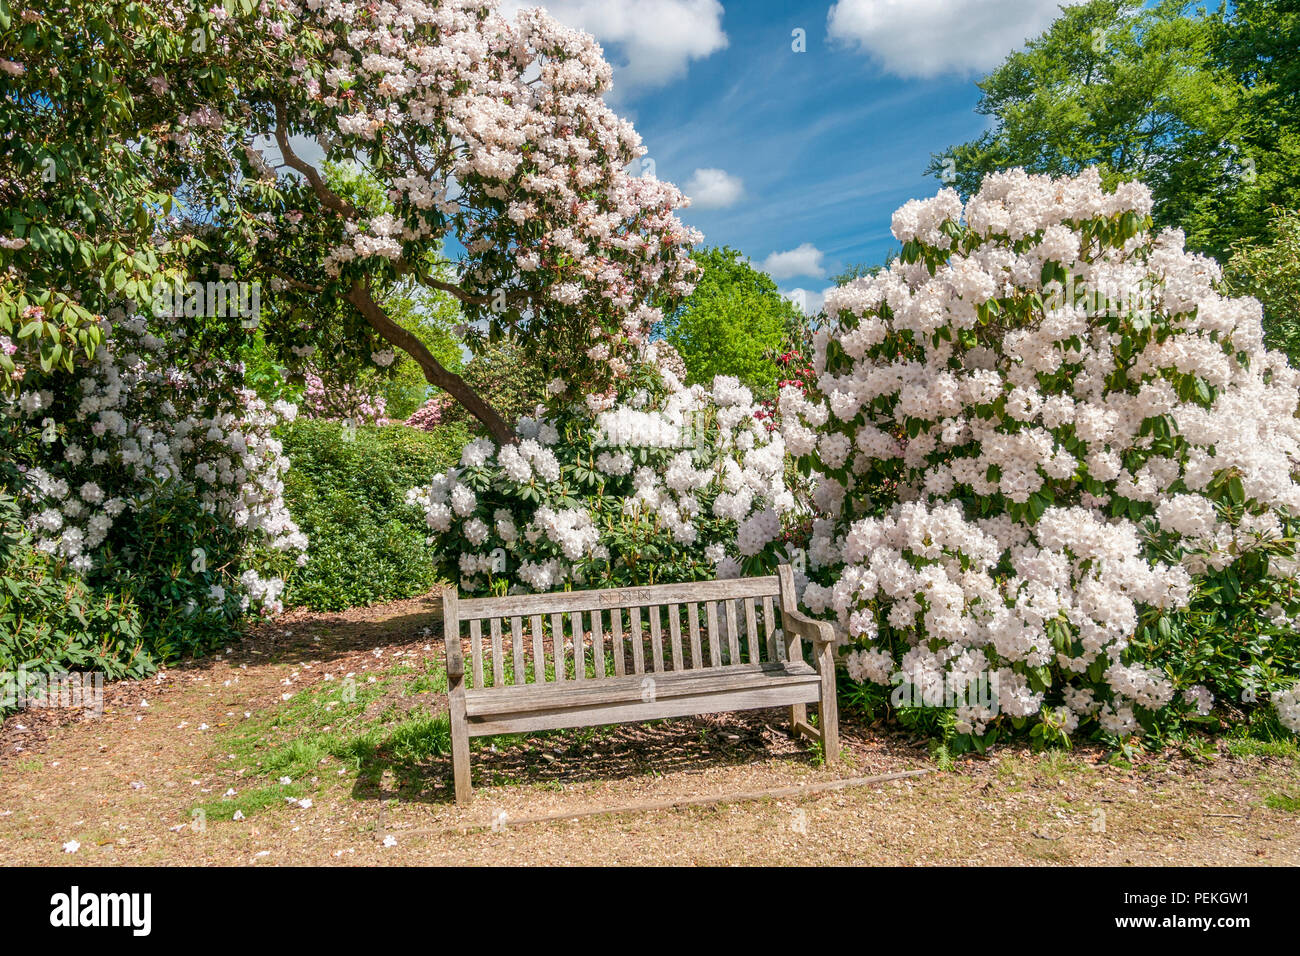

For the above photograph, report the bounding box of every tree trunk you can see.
[346,281,516,444]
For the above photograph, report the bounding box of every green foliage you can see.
[929,0,1300,261]
[832,253,898,287]
[1223,206,1300,364]
[437,335,548,430]
[1132,514,1300,729]
[237,162,465,418]
[280,419,468,610]
[663,247,802,398]
[0,493,153,704]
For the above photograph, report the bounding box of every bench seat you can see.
[464,660,821,736]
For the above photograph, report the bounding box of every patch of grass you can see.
[994,749,1094,785]
[1223,709,1300,762]
[201,658,453,819]
[1226,735,1300,761]
[1264,790,1300,812]
[194,782,307,822]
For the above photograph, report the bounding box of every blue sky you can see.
[507,0,1090,310]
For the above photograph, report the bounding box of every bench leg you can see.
[448,678,472,805]
[816,642,840,764]
[789,702,807,740]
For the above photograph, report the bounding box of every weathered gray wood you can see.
[667,603,684,672]
[571,610,585,681]
[816,638,840,763]
[744,597,760,663]
[467,682,821,736]
[591,609,606,678]
[630,605,645,674]
[489,617,504,688]
[443,586,471,805]
[530,614,545,685]
[791,719,821,740]
[551,612,566,681]
[762,595,777,662]
[442,587,463,680]
[777,565,807,734]
[458,575,780,619]
[611,607,626,677]
[511,616,525,685]
[466,659,819,714]
[469,618,484,689]
[440,565,840,804]
[649,605,665,672]
[687,602,703,669]
[705,601,721,667]
[724,599,740,665]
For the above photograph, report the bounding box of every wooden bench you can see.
[441,565,838,804]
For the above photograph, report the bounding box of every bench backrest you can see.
[442,568,801,691]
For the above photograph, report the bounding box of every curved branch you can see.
[345,280,516,444]
[273,102,360,220]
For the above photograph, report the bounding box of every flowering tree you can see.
[410,346,795,593]
[231,0,700,442]
[781,169,1300,742]
[3,1,699,442]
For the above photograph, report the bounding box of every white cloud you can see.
[762,243,826,281]
[503,0,728,91]
[782,286,835,316]
[684,168,744,209]
[827,0,1084,78]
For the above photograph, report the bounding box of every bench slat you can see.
[511,616,525,685]
[612,607,625,677]
[667,603,684,671]
[470,618,484,689]
[592,610,606,678]
[706,601,721,667]
[763,595,777,662]
[649,606,665,672]
[551,612,566,682]
[458,575,780,620]
[530,614,545,684]
[725,599,740,665]
[744,597,760,663]
[688,602,703,669]
[571,610,585,681]
[630,606,645,674]
[466,678,822,737]
[490,617,504,687]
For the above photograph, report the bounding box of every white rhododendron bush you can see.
[782,169,1300,743]
[2,307,307,666]
[410,350,794,592]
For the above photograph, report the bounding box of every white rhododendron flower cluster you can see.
[410,354,794,593]
[3,309,306,615]
[784,168,1300,738]
[1275,686,1300,734]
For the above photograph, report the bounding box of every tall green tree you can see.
[661,247,804,397]
[1224,206,1300,361]
[927,0,1299,261]
[1212,0,1300,252]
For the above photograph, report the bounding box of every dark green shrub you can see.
[1,494,153,710]
[280,419,468,610]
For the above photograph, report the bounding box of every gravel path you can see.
[2,592,1296,866]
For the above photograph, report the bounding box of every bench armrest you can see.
[442,586,465,679]
[782,606,837,646]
